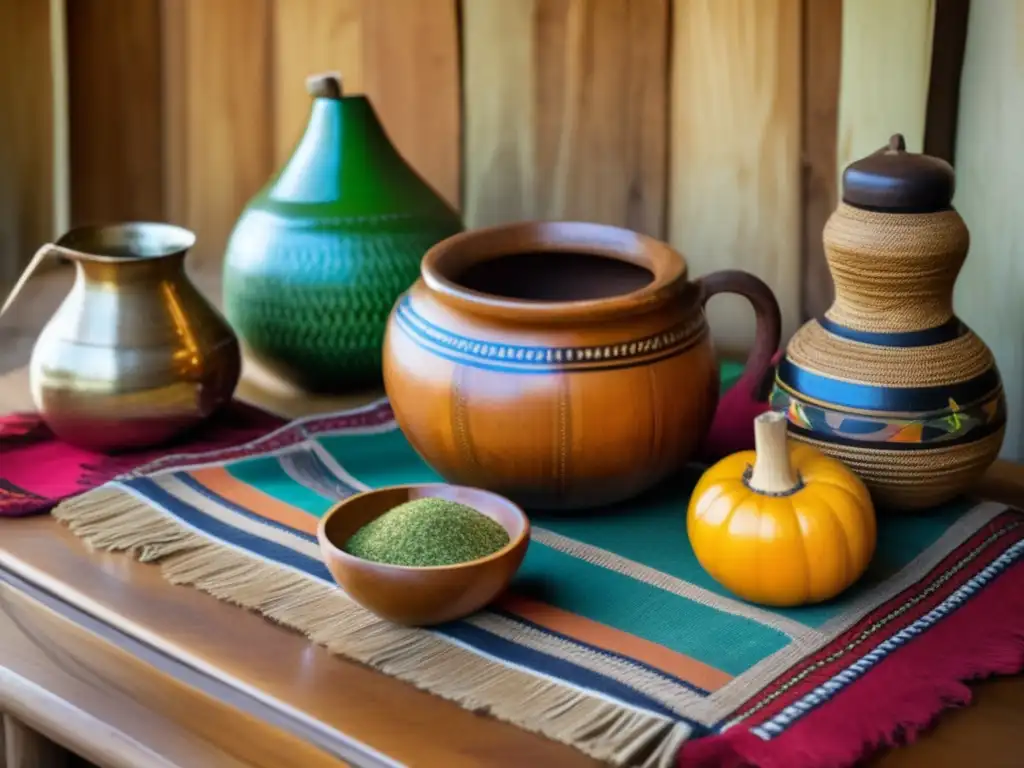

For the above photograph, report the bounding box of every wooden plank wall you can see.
[272,0,461,210]
[800,0,843,321]
[953,0,1024,461]
[462,0,669,237]
[161,0,274,274]
[836,0,936,189]
[66,0,163,226]
[6,0,1023,456]
[0,0,68,294]
[669,0,802,350]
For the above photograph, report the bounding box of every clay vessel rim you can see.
[317,482,531,573]
[420,221,688,321]
[55,222,196,263]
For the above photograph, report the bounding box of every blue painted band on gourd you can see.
[817,315,967,347]
[776,358,1001,413]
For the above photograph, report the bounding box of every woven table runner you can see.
[49,398,1024,767]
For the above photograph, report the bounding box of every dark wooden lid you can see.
[841,134,955,213]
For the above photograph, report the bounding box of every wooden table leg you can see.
[3,714,70,768]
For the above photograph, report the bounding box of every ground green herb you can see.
[344,497,511,567]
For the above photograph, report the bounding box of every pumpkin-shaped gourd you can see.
[688,411,876,607]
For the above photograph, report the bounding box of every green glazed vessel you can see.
[223,73,463,391]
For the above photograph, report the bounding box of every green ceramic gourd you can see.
[223,73,463,391]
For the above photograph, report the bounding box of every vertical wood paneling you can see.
[271,0,363,167]
[669,0,803,351]
[800,0,843,321]
[67,0,164,225]
[0,0,68,292]
[924,0,972,164]
[360,1,461,210]
[271,0,461,209]
[836,0,936,184]
[462,0,669,236]
[953,0,1024,460]
[162,0,273,272]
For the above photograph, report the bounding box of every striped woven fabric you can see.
[52,399,1024,768]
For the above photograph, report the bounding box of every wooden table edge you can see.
[2,565,356,768]
[0,564,384,768]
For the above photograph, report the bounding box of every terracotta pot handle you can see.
[695,270,781,394]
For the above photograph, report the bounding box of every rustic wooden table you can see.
[1,353,1022,767]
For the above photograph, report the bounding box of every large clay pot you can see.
[223,73,463,392]
[773,134,1006,510]
[383,221,781,510]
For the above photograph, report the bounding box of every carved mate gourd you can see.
[772,135,1006,510]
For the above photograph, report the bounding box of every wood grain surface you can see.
[669,0,803,351]
[0,0,68,293]
[836,0,935,183]
[271,0,461,209]
[162,0,274,272]
[0,570,343,768]
[952,0,1024,462]
[0,357,1023,766]
[800,0,843,322]
[462,0,669,236]
[66,0,164,226]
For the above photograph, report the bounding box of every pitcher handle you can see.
[694,270,782,396]
[0,243,78,320]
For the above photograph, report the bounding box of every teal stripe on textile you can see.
[317,428,441,488]
[225,454,337,516]
[719,359,744,393]
[515,540,789,675]
[535,472,976,629]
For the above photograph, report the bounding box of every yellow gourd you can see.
[688,411,876,607]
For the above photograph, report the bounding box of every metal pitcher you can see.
[0,222,241,451]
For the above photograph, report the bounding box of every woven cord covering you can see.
[823,205,969,333]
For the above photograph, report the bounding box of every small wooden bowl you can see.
[317,484,530,626]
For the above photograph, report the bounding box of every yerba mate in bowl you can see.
[317,484,529,626]
[344,497,510,567]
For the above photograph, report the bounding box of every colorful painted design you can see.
[395,295,707,373]
[775,357,1001,414]
[771,386,1006,446]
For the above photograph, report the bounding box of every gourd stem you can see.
[747,411,801,494]
[306,71,343,100]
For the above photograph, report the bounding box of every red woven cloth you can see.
[0,401,284,517]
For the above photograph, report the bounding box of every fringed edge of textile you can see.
[677,543,1024,768]
[53,487,691,768]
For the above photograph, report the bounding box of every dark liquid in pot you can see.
[453,252,654,302]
